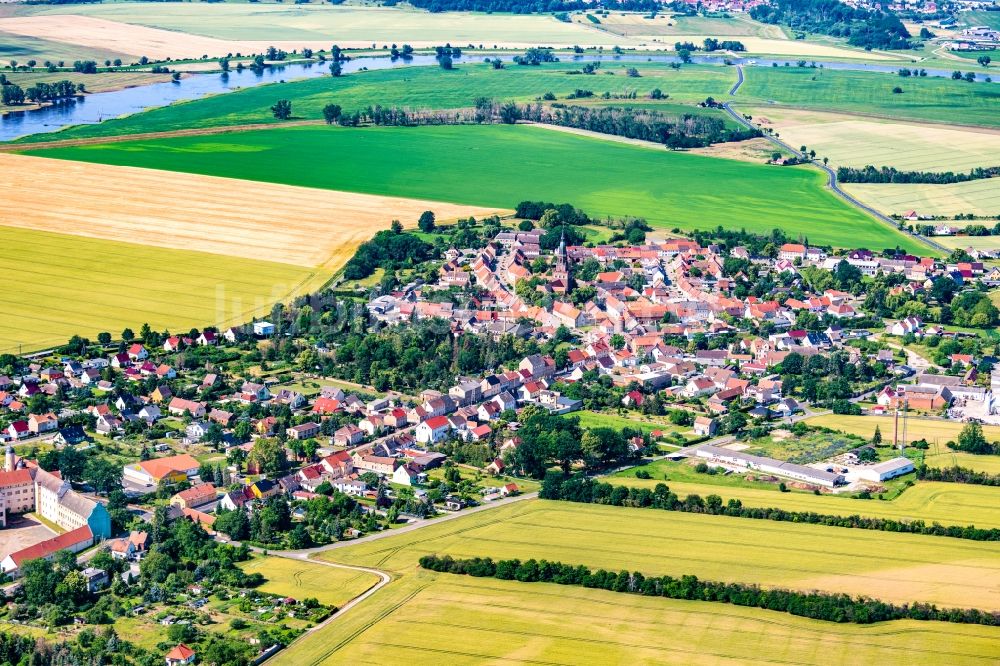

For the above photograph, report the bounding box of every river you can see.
[1,52,992,142]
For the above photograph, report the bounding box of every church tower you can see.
[552,228,571,290]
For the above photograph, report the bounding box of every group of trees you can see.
[837,165,1000,185]
[539,474,1000,542]
[419,554,999,626]
[343,227,434,280]
[952,422,1000,456]
[331,318,536,391]
[675,38,746,53]
[503,410,643,478]
[919,464,1000,487]
[2,79,82,105]
[520,104,760,149]
[750,0,913,50]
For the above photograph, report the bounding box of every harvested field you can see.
[573,12,787,38]
[0,8,630,58]
[935,234,1000,250]
[0,15,245,61]
[1,153,502,268]
[0,152,498,351]
[689,136,786,163]
[319,500,1000,610]
[747,107,1000,171]
[843,180,1000,219]
[0,27,130,66]
[272,572,1000,666]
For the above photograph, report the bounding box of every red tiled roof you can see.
[8,525,92,567]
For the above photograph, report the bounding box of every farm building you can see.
[856,457,915,482]
[695,445,845,488]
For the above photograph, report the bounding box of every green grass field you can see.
[958,9,1000,31]
[319,500,1000,609]
[924,440,1000,475]
[26,124,924,251]
[610,466,1000,528]
[270,571,1000,666]
[11,62,736,143]
[238,555,379,608]
[739,67,1000,129]
[0,225,322,353]
[268,499,1000,665]
[574,409,693,439]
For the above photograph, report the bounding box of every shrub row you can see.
[539,473,1000,542]
[419,554,1000,626]
[918,464,1000,487]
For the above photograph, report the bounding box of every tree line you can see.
[837,165,1000,184]
[918,464,1000,487]
[538,474,1000,542]
[419,554,1000,626]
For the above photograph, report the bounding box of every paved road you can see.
[723,66,944,254]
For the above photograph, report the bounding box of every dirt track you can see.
[0,152,504,268]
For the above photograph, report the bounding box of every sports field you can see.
[2,4,631,55]
[609,474,1000,529]
[319,500,1000,609]
[844,180,1000,219]
[271,572,1000,666]
[738,67,1000,129]
[746,107,1000,171]
[237,556,379,608]
[26,124,925,252]
[11,62,737,143]
[0,152,497,351]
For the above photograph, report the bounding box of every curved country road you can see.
[723,65,945,255]
[246,491,538,663]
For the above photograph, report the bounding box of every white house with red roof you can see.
[415,416,451,444]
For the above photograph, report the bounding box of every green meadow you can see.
[0,225,322,353]
[12,62,736,143]
[610,467,1000,529]
[27,124,925,251]
[738,66,1000,128]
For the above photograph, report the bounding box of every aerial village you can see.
[1,214,999,661]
